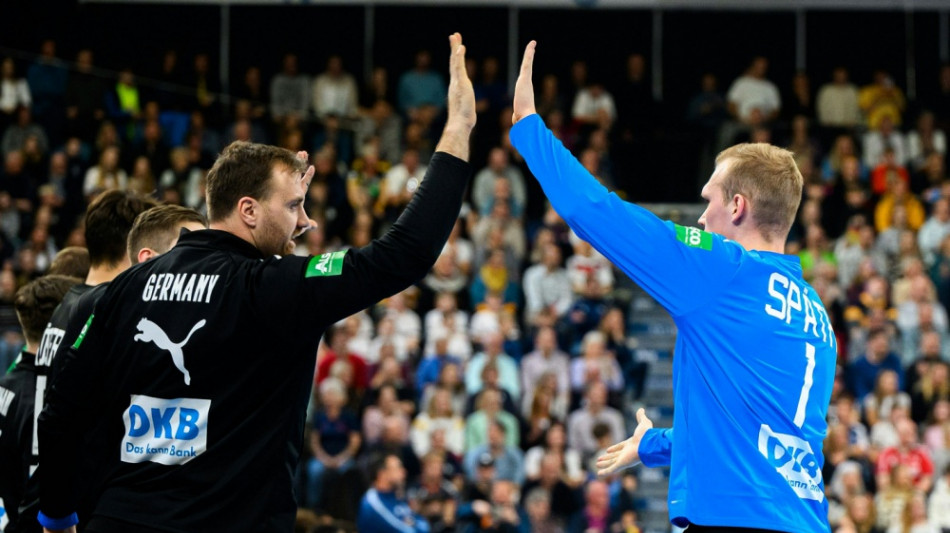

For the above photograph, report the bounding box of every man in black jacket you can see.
[37,33,476,533]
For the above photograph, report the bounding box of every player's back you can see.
[668,240,836,533]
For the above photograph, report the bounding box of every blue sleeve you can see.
[638,428,673,468]
[510,114,741,317]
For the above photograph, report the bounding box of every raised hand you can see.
[512,40,537,124]
[436,32,476,161]
[595,407,654,476]
[445,32,476,133]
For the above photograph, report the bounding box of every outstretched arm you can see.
[596,408,672,475]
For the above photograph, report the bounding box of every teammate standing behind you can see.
[13,191,158,533]
[0,276,82,532]
[37,33,475,533]
[125,205,208,266]
[510,41,836,533]
[16,201,204,533]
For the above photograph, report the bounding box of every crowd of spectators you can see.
[3,36,950,533]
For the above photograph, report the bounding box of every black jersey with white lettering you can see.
[8,284,98,533]
[38,152,471,532]
[0,352,38,532]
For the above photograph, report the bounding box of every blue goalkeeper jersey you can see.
[511,114,835,533]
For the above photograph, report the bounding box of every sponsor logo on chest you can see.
[121,394,211,465]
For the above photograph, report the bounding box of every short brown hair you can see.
[15,275,83,345]
[205,141,305,222]
[48,246,90,279]
[127,205,208,265]
[85,190,159,267]
[715,143,803,242]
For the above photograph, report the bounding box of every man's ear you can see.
[238,197,258,228]
[732,194,747,225]
[137,247,156,264]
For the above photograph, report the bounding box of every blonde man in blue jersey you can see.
[510,41,836,533]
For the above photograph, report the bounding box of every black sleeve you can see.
[257,151,471,328]
[38,311,108,520]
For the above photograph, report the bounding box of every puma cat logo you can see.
[134,318,206,386]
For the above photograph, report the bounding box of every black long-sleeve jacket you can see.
[38,152,471,532]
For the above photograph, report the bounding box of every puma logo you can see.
[134,318,206,386]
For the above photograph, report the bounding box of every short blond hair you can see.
[716,143,803,242]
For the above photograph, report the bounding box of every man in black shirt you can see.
[0,275,81,532]
[38,33,476,533]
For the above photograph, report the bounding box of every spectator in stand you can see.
[463,421,525,485]
[566,479,613,533]
[894,490,938,533]
[717,56,781,151]
[571,80,617,132]
[798,223,837,282]
[376,148,427,226]
[860,70,906,131]
[26,40,67,142]
[523,242,573,327]
[363,383,412,446]
[316,325,369,390]
[565,234,614,295]
[567,381,624,460]
[521,452,582,524]
[357,453,429,533]
[836,222,887,289]
[416,335,464,395]
[421,361,466,420]
[82,146,127,200]
[472,147,527,216]
[928,466,950,529]
[907,111,946,174]
[398,49,446,129]
[524,422,585,487]
[305,377,361,512]
[896,276,949,363]
[864,369,911,427]
[919,198,950,267]
[870,149,911,202]
[913,153,948,202]
[465,330,520,399]
[520,326,571,410]
[877,418,935,494]
[570,330,624,397]
[911,363,950,431]
[464,388,519,452]
[411,385,465,458]
[2,106,48,157]
[0,58,30,132]
[822,135,868,184]
[312,54,358,126]
[817,67,862,131]
[876,464,916,531]
[270,53,311,124]
[522,373,568,449]
[407,452,459,533]
[876,178,925,234]
[848,327,904,401]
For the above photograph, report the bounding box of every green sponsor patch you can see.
[73,314,94,349]
[306,250,347,278]
[674,224,713,251]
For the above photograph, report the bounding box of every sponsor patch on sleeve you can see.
[305,250,347,278]
[674,224,713,251]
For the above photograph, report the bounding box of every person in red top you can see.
[870,146,911,195]
[876,417,934,493]
[315,325,370,390]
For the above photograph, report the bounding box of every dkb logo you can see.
[757,424,824,502]
[121,394,211,465]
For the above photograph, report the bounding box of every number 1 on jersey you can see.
[793,343,816,428]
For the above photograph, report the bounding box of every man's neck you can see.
[85,261,130,286]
